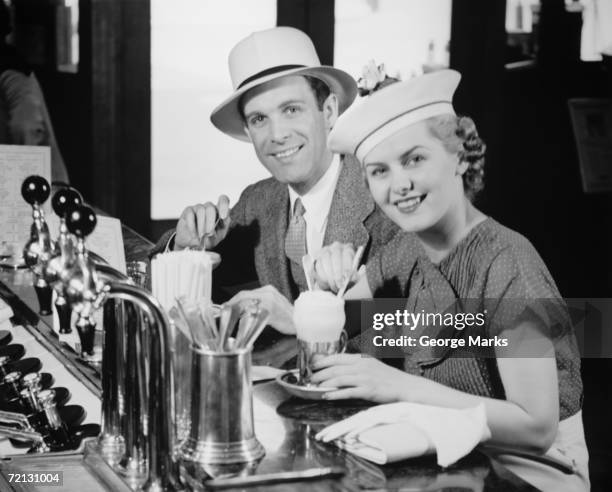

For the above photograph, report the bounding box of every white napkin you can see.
[316,402,491,467]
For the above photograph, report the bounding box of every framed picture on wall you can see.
[568,98,612,193]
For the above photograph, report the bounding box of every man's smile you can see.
[271,145,303,160]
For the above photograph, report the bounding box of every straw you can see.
[197,300,218,339]
[175,296,206,349]
[337,245,365,298]
[183,252,194,303]
[194,257,203,301]
[301,254,315,291]
[168,306,194,345]
[188,299,215,343]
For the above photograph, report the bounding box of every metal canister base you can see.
[78,354,103,368]
[116,454,148,490]
[179,437,265,465]
[97,434,125,466]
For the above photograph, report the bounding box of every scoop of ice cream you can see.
[293,291,345,342]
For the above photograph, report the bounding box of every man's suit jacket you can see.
[152,155,400,302]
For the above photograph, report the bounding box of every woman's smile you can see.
[392,194,427,214]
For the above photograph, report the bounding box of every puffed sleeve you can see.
[482,240,574,358]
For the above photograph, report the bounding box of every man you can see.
[153,27,399,334]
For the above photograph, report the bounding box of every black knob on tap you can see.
[34,284,52,316]
[21,176,51,206]
[65,205,97,239]
[55,299,72,334]
[75,318,95,357]
[51,188,82,218]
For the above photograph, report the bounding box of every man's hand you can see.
[174,195,231,250]
[228,285,295,335]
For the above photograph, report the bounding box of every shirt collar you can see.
[288,154,341,232]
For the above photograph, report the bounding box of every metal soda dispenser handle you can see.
[63,205,102,364]
[21,175,57,315]
[49,187,83,335]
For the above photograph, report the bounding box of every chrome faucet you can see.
[48,187,83,336]
[21,176,57,316]
[59,208,149,480]
[20,176,182,490]
[61,204,181,491]
[21,177,128,466]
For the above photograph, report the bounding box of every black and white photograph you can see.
[0,1,611,491]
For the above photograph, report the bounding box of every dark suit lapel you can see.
[323,155,373,248]
[258,184,293,299]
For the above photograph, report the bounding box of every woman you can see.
[312,68,588,491]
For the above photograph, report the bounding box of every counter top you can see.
[0,222,537,491]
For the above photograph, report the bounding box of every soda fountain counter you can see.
[0,217,537,491]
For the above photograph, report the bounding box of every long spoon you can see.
[217,303,241,351]
[337,245,365,298]
[241,308,270,349]
[234,299,260,347]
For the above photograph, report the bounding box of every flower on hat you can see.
[357,60,400,96]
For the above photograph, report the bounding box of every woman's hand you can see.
[311,353,425,403]
[314,242,360,293]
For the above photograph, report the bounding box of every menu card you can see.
[0,145,51,265]
[47,214,127,275]
[88,215,127,275]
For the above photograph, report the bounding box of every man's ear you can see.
[243,124,253,142]
[323,93,339,130]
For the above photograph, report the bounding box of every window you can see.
[505,0,540,33]
[151,0,275,220]
[505,0,612,62]
[9,0,78,72]
[334,0,452,81]
[580,0,612,61]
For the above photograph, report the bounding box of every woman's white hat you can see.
[328,69,461,162]
[210,27,358,142]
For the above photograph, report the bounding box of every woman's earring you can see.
[456,157,468,176]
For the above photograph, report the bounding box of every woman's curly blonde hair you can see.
[426,114,486,201]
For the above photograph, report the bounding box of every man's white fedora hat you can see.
[210,27,358,141]
[328,69,461,162]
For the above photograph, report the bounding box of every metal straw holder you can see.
[179,344,265,465]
